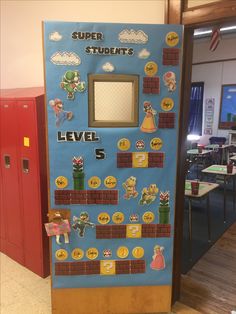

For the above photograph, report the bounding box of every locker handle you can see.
[22,158,29,173]
[4,155,11,168]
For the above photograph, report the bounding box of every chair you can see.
[209,136,226,145]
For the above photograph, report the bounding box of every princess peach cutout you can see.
[140,101,157,133]
[150,245,166,270]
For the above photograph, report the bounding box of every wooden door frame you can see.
[167,0,236,304]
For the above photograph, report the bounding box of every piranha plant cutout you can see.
[150,245,166,270]
[44,211,70,245]
[158,191,170,224]
[60,70,86,100]
[49,98,73,127]
[72,212,95,237]
[72,156,85,190]
[122,176,138,200]
[140,101,157,133]
[139,184,159,205]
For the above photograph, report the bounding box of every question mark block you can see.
[132,152,148,168]
[126,224,142,238]
[100,260,116,275]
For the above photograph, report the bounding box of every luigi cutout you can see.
[60,70,86,100]
[72,212,95,237]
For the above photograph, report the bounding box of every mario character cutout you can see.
[122,176,138,200]
[72,212,95,237]
[150,245,166,270]
[140,101,157,133]
[44,211,70,245]
[163,71,176,92]
[139,184,159,205]
[49,98,73,127]
[60,70,86,100]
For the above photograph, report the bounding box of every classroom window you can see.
[88,74,139,127]
[188,82,204,135]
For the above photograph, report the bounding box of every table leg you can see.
[206,194,211,242]
[226,148,229,164]
[196,160,199,179]
[233,176,235,211]
[188,198,192,260]
[224,175,226,223]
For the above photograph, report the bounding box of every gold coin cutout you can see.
[71,248,84,260]
[161,98,174,111]
[142,211,155,223]
[88,176,101,189]
[150,138,163,151]
[98,212,110,225]
[144,61,158,77]
[117,246,129,259]
[117,138,131,151]
[112,212,125,224]
[86,248,99,260]
[132,247,145,259]
[55,176,68,189]
[104,176,117,189]
[165,31,179,47]
[55,249,68,261]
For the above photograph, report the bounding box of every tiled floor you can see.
[0,252,199,314]
[0,253,51,314]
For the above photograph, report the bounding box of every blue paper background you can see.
[43,21,183,289]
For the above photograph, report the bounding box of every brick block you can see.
[142,224,156,237]
[158,112,175,129]
[85,261,100,275]
[55,200,71,205]
[130,260,146,274]
[70,262,86,275]
[143,77,160,94]
[163,48,180,66]
[156,223,171,237]
[55,262,71,276]
[115,260,130,274]
[117,152,133,168]
[148,152,164,168]
[96,225,112,239]
[112,225,126,238]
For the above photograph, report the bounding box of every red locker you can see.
[0,87,49,278]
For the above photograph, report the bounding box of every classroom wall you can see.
[191,34,236,145]
[0,0,165,89]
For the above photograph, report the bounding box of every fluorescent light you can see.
[187,134,201,141]
[221,25,236,31]
[194,25,236,37]
[194,30,212,36]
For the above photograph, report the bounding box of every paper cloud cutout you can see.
[119,29,148,44]
[50,52,81,66]
[228,88,236,93]
[102,62,115,72]
[138,48,150,59]
[49,31,62,41]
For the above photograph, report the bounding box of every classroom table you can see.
[205,144,233,164]
[185,180,219,260]
[230,155,236,163]
[202,165,236,222]
[187,149,212,178]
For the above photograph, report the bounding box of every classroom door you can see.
[43,21,183,314]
